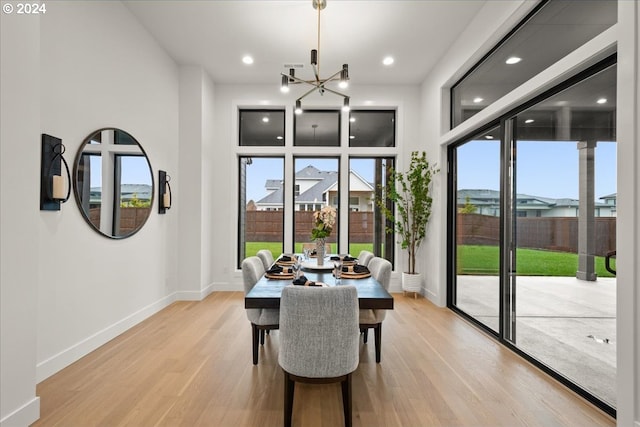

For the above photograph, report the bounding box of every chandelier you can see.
[280,0,350,114]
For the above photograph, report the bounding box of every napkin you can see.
[292,275,312,286]
[343,264,369,274]
[267,265,292,275]
[343,256,356,262]
[330,256,341,261]
[279,255,292,262]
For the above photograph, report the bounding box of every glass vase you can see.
[316,238,326,266]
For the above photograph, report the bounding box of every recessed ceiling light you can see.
[349,117,356,122]
[262,117,269,123]
[525,119,535,124]
[382,56,394,66]
[473,97,484,103]
[485,135,494,140]
[276,136,283,140]
[349,135,355,139]
[597,98,607,104]
[242,55,254,65]
[505,56,522,65]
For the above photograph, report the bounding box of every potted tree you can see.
[377,151,438,296]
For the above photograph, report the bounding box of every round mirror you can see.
[73,128,154,239]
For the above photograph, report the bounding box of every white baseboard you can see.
[173,283,216,301]
[208,281,242,292]
[0,396,40,427]
[36,294,175,383]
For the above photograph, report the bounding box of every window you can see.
[349,110,396,147]
[294,110,340,146]
[239,109,285,146]
[293,157,339,253]
[451,0,617,127]
[238,156,284,265]
[348,157,395,262]
[237,106,397,268]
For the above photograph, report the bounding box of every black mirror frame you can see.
[72,128,155,239]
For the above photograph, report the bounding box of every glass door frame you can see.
[447,54,617,418]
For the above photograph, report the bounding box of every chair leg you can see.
[374,323,382,363]
[260,328,265,345]
[284,371,295,427]
[252,324,259,365]
[363,328,369,343]
[341,374,352,427]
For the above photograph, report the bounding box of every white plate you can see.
[301,260,335,271]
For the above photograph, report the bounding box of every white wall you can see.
[616,2,639,425]
[35,0,180,383]
[418,0,530,305]
[1,9,41,427]
[213,83,421,292]
[0,3,180,425]
[177,66,217,299]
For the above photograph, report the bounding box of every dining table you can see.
[244,256,394,311]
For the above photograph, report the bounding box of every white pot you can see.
[402,272,422,293]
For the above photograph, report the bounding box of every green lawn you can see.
[457,245,615,277]
[245,242,615,278]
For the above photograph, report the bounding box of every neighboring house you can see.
[88,184,153,205]
[457,189,617,217]
[255,165,375,212]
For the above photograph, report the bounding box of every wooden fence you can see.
[456,213,616,256]
[245,211,375,243]
[246,211,616,256]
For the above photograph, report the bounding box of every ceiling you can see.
[124,0,487,86]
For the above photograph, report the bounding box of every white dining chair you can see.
[359,256,392,363]
[357,250,374,267]
[256,249,275,270]
[279,285,359,427]
[242,256,279,364]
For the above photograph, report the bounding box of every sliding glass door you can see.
[449,61,617,411]
[451,126,501,333]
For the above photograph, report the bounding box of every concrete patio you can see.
[455,275,616,407]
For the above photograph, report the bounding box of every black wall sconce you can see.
[40,134,71,211]
[158,170,172,214]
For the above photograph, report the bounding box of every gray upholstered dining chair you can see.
[242,256,279,365]
[359,256,392,363]
[256,249,275,270]
[279,285,359,427]
[357,250,375,267]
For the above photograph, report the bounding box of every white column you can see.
[576,140,597,281]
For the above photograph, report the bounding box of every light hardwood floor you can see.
[34,292,615,427]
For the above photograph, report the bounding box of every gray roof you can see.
[297,171,337,203]
[256,166,338,206]
[256,187,283,205]
[265,179,282,190]
[89,184,152,203]
[600,193,617,200]
[457,189,612,208]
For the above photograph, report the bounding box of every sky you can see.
[89,155,153,187]
[244,140,617,204]
[456,140,617,200]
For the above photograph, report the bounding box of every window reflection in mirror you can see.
[74,128,153,238]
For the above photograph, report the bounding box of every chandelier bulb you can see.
[281,75,290,93]
[342,97,350,112]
